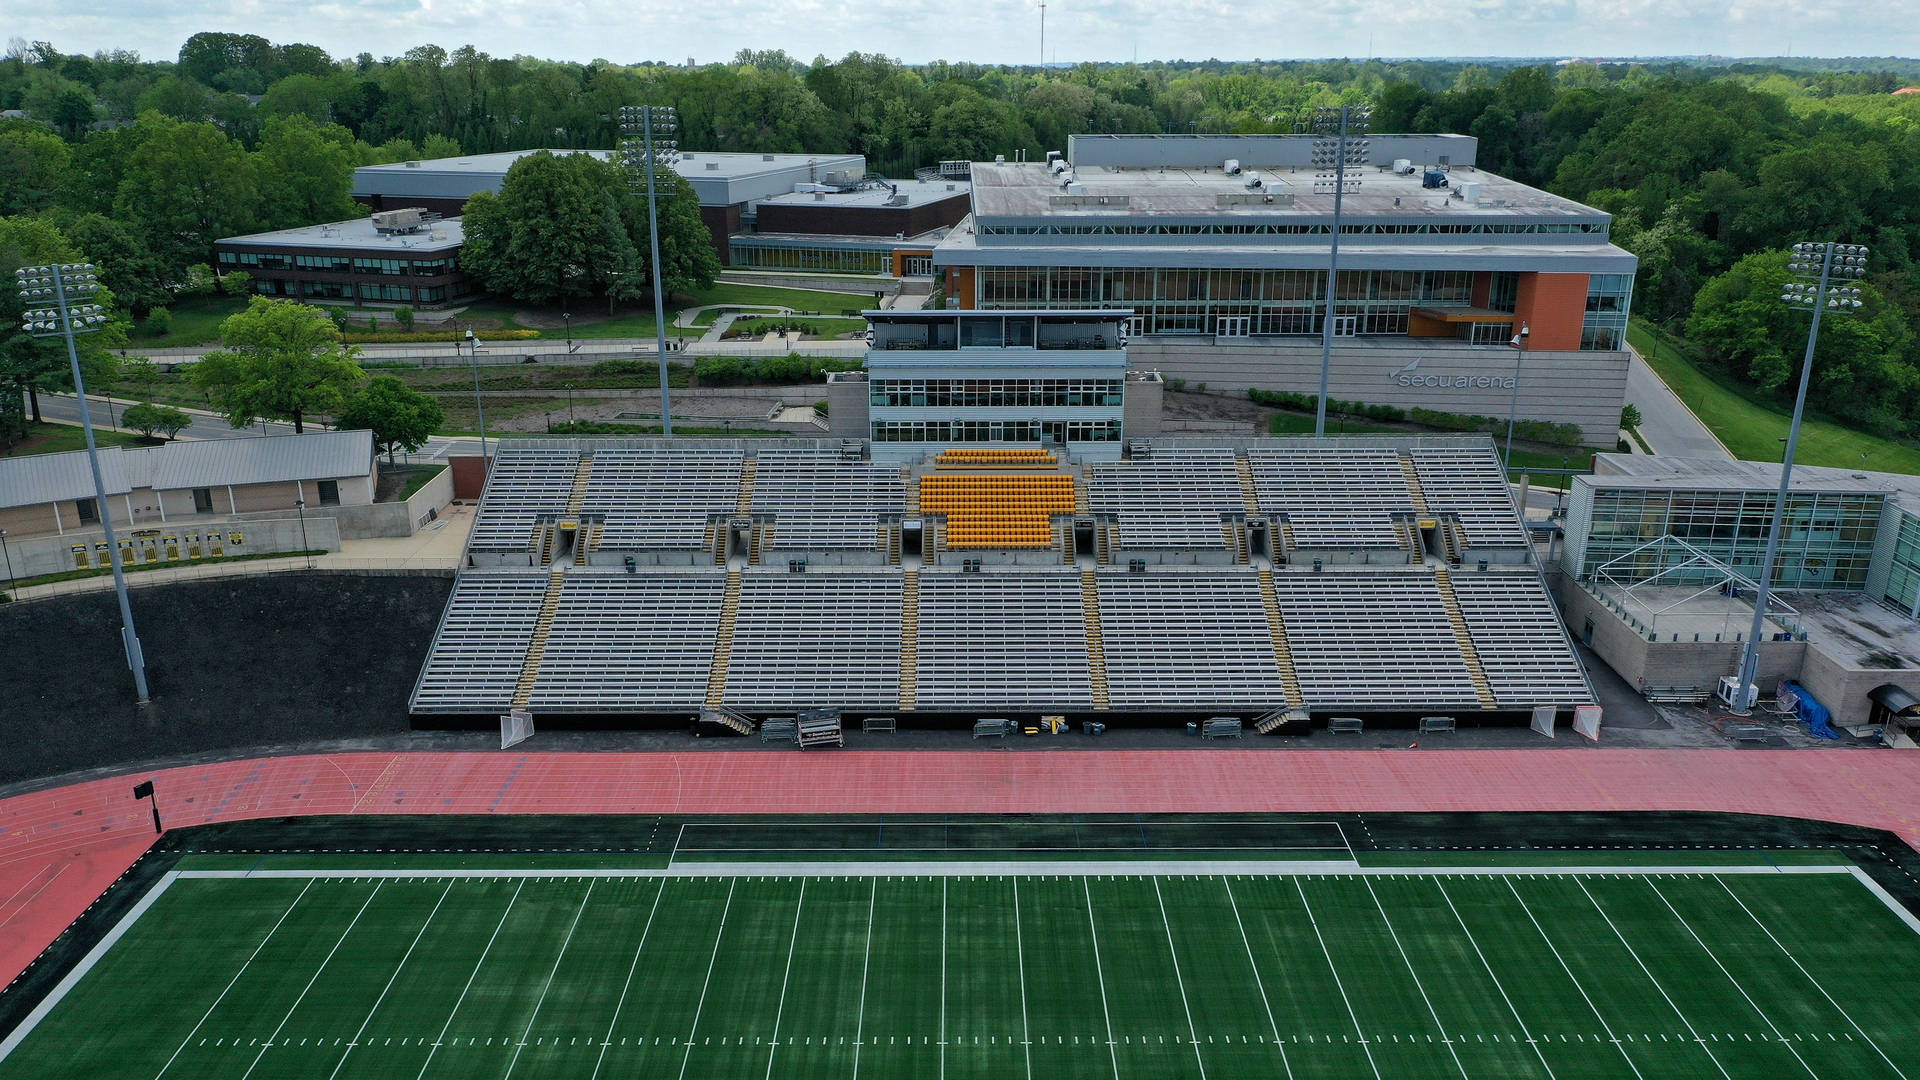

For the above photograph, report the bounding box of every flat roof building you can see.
[351,149,867,264]
[933,133,1637,444]
[215,210,472,309]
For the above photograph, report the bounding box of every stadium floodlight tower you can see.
[16,263,149,703]
[1311,105,1370,437]
[619,104,680,436]
[1725,241,1869,713]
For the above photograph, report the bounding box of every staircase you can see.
[1433,567,1498,710]
[1060,522,1076,565]
[510,569,566,710]
[699,706,756,736]
[1436,519,1463,565]
[898,570,919,711]
[1280,520,1298,558]
[1097,524,1114,565]
[749,525,769,565]
[1256,569,1304,710]
[1073,474,1090,514]
[537,524,556,567]
[736,458,757,516]
[564,455,594,518]
[1399,453,1429,513]
[707,523,726,566]
[1394,517,1423,564]
[704,569,742,707]
[1235,455,1261,514]
[528,524,549,565]
[1080,570,1111,710]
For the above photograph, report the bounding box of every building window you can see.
[1581,274,1633,351]
[75,498,98,524]
[316,480,341,506]
[193,488,214,513]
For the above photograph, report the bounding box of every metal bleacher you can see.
[1267,570,1485,710]
[526,572,725,712]
[721,571,902,709]
[1088,449,1243,550]
[913,571,1095,710]
[410,571,550,713]
[588,449,743,551]
[750,449,907,548]
[1412,446,1531,548]
[1247,447,1411,548]
[1447,573,1595,705]
[468,448,579,552]
[1096,571,1288,708]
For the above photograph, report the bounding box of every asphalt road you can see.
[36,393,305,441]
[1624,349,1728,459]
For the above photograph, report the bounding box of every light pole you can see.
[563,310,574,354]
[1730,241,1869,712]
[1311,105,1370,437]
[466,327,488,466]
[566,383,576,429]
[1502,322,1530,466]
[294,498,311,569]
[620,104,680,437]
[0,528,13,595]
[16,263,149,703]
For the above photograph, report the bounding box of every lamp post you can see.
[566,383,576,429]
[1502,322,1530,466]
[294,497,312,569]
[466,327,488,466]
[16,263,149,703]
[1311,104,1370,437]
[1730,241,1869,712]
[563,310,573,354]
[0,528,13,595]
[620,104,680,437]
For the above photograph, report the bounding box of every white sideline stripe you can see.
[173,862,1864,880]
[0,872,182,1064]
[1846,866,1920,936]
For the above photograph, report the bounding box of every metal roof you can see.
[758,180,970,210]
[148,430,373,491]
[1584,453,1905,496]
[0,446,133,509]
[217,215,465,254]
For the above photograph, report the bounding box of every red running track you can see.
[5,748,1920,993]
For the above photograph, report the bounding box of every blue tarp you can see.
[1781,680,1840,739]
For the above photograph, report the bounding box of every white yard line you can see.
[327,880,456,1080]
[503,880,596,1079]
[1502,879,1646,1080]
[674,879,737,1080]
[1291,877,1385,1080]
[939,877,948,1080]
[1645,878,1820,1080]
[240,881,385,1080]
[413,879,526,1080]
[180,861,1858,880]
[1572,876,1734,1080]
[851,878,877,1080]
[1152,877,1209,1080]
[1222,877,1293,1080]
[1432,878,1558,1080]
[588,879,668,1080]
[152,879,314,1080]
[1355,875,1472,1080]
[1082,878,1121,1080]
[1716,877,1910,1080]
[1844,866,1920,936]
[1011,876,1034,1080]
[762,880,807,1080]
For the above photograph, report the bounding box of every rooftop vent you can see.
[1045,150,1063,164]
[403,160,421,168]
[994,154,1005,164]
[706,162,720,170]
[815,192,827,201]
[762,154,775,161]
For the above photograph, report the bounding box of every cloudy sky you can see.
[19,0,1920,68]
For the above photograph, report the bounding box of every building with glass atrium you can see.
[1557,454,1920,730]
[932,133,1638,444]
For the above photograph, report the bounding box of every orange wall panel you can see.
[1513,273,1588,351]
[952,267,977,309]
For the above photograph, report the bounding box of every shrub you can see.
[120,401,191,439]
[394,307,416,331]
[142,307,172,337]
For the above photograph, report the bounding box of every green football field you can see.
[4,849,1919,1080]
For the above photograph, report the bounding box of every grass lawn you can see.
[2,422,153,457]
[6,858,1916,1080]
[1630,319,1920,474]
[123,295,249,347]
[689,282,872,317]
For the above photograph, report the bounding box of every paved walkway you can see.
[6,747,1920,989]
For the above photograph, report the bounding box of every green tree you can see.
[113,113,257,281]
[0,119,71,214]
[337,375,445,462]
[0,215,126,428]
[189,297,364,433]
[120,400,190,438]
[251,115,359,229]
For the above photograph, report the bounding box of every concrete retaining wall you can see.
[4,515,343,580]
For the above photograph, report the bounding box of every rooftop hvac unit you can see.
[995,154,1006,163]
[762,154,775,161]
[1045,149,1063,164]
[403,160,421,168]
[1455,180,1481,203]
[1050,159,1069,175]
[706,161,720,170]
[886,194,909,206]
[1065,182,1085,195]
[1244,171,1263,189]
[814,192,827,201]
[1394,158,1414,174]
[1223,158,1242,175]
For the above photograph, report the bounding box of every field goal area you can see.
[4,840,1919,1080]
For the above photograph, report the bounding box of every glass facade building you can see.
[1881,512,1920,615]
[1569,485,1884,590]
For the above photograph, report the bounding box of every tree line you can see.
[4,34,1920,436]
